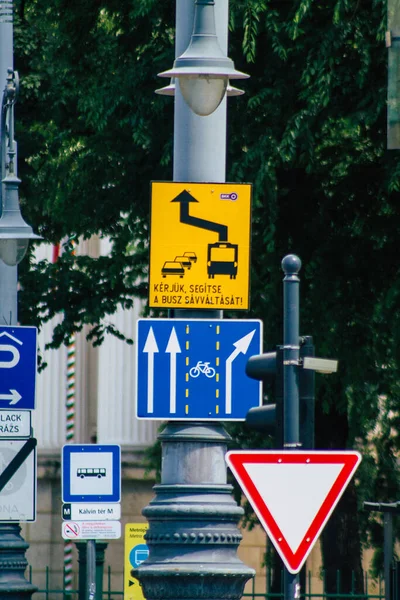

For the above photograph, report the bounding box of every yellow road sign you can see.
[124,523,149,600]
[149,182,252,310]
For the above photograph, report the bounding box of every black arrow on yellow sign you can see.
[171,190,228,242]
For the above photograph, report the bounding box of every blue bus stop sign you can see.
[62,444,121,503]
[135,319,262,420]
[0,326,37,409]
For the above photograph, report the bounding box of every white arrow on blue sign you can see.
[135,319,262,421]
[0,327,37,409]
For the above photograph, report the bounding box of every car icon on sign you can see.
[161,261,185,277]
[183,252,197,263]
[175,256,192,269]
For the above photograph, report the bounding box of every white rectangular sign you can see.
[62,520,121,540]
[63,502,121,521]
[0,410,31,438]
[0,439,36,522]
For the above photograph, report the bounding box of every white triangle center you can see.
[243,462,343,552]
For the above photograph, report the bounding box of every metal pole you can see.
[364,501,400,600]
[77,541,108,600]
[86,540,96,600]
[0,3,36,598]
[282,254,302,600]
[173,0,227,185]
[134,0,254,598]
[0,0,18,325]
[282,254,301,448]
[384,513,394,600]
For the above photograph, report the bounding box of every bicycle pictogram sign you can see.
[189,361,216,379]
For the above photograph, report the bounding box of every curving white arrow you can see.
[143,328,159,413]
[0,389,21,405]
[225,330,256,414]
[0,345,20,368]
[165,327,182,414]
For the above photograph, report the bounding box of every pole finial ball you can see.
[281,254,302,275]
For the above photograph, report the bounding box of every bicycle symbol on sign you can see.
[189,361,216,379]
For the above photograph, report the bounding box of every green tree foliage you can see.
[11,0,400,589]
[14,0,175,345]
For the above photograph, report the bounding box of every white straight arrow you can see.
[225,330,256,414]
[143,327,159,413]
[165,327,182,414]
[0,389,21,405]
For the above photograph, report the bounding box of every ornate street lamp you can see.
[0,69,41,265]
[158,0,249,115]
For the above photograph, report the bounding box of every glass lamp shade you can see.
[156,78,244,97]
[0,238,29,266]
[178,75,228,116]
[0,173,42,265]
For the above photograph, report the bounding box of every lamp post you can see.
[1,70,41,264]
[134,1,254,600]
[0,2,39,597]
[158,0,248,116]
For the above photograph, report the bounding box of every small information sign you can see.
[62,502,121,521]
[0,410,31,438]
[124,523,149,600]
[61,520,121,540]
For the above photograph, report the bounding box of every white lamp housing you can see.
[0,173,41,265]
[155,78,245,98]
[158,0,249,116]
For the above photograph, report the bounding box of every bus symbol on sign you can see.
[207,242,238,280]
[77,468,106,479]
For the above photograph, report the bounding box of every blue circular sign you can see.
[130,543,149,568]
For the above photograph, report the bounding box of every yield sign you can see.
[225,450,361,574]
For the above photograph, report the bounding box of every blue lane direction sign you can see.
[62,445,121,503]
[136,319,262,421]
[0,326,37,409]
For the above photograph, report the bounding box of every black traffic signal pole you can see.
[282,255,301,449]
[299,336,315,450]
[364,501,400,600]
[282,255,302,600]
[245,256,335,599]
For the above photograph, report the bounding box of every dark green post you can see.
[299,336,315,450]
[282,255,302,600]
[364,501,400,600]
[0,524,36,598]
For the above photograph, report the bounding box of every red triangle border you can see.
[226,450,361,574]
